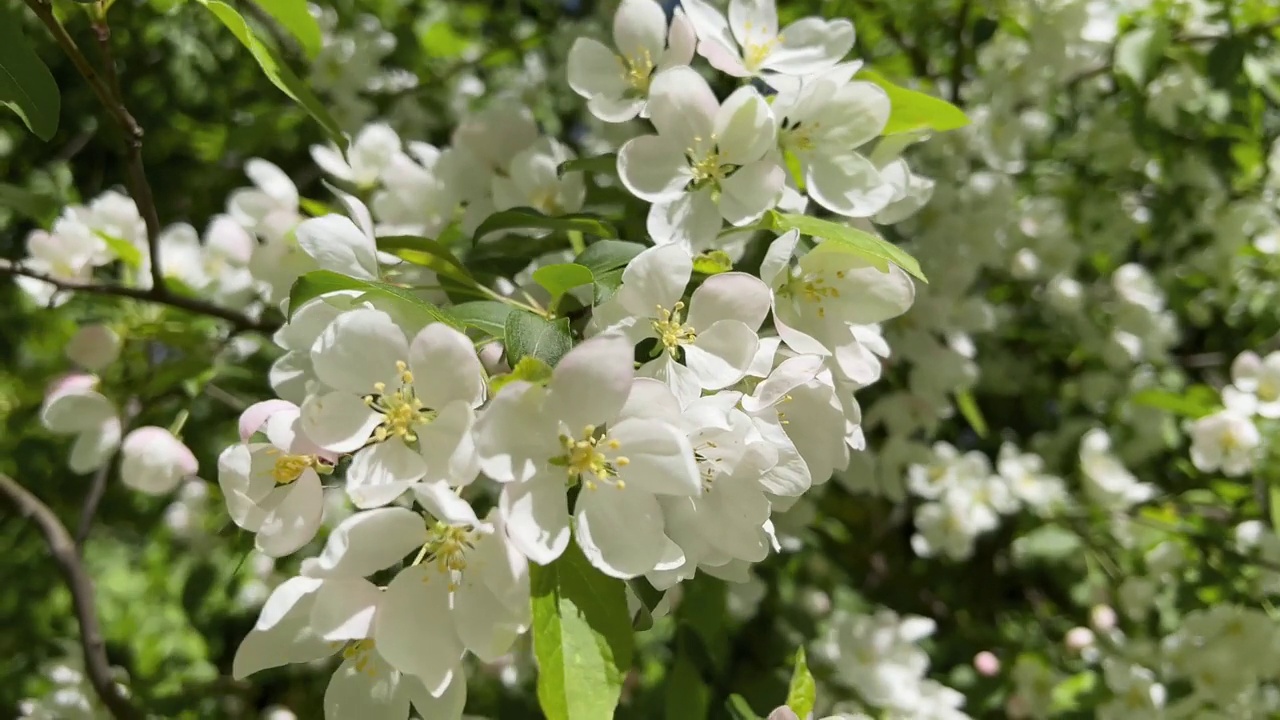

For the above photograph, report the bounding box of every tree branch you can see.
[0,474,142,720]
[24,0,166,292]
[0,261,278,333]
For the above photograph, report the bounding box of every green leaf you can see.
[558,154,618,177]
[532,263,595,302]
[530,541,634,720]
[1270,485,1280,534]
[1130,388,1216,419]
[859,69,968,134]
[725,695,762,720]
[198,0,346,150]
[1115,25,1170,86]
[592,268,625,305]
[770,212,927,282]
[1012,525,1083,566]
[0,183,59,223]
[626,578,665,631]
[574,240,646,275]
[0,4,61,140]
[490,355,554,395]
[378,235,477,288]
[693,250,733,276]
[287,270,460,328]
[785,648,816,718]
[955,389,988,438]
[678,576,729,673]
[95,231,144,269]
[299,196,337,217]
[248,0,322,58]
[474,207,618,242]
[451,301,513,337]
[665,644,711,719]
[505,310,573,367]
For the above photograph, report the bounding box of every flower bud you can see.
[1065,626,1095,652]
[974,651,1000,676]
[66,324,122,371]
[120,426,198,495]
[1091,604,1118,631]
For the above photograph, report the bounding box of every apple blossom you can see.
[119,426,197,495]
[681,0,855,79]
[40,373,122,474]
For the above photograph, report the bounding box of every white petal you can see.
[311,507,426,578]
[687,272,771,330]
[568,38,629,99]
[638,353,703,408]
[609,418,700,495]
[474,383,558,483]
[256,471,325,557]
[681,0,748,75]
[412,480,480,526]
[752,414,811,495]
[239,399,296,441]
[408,323,485,409]
[759,229,800,286]
[619,377,685,422]
[233,591,331,679]
[311,576,381,640]
[589,95,646,123]
[647,66,719,150]
[375,565,463,694]
[347,441,426,508]
[719,160,784,225]
[576,489,669,578]
[714,87,777,165]
[805,152,893,218]
[547,333,636,431]
[685,320,759,390]
[309,145,352,182]
[256,575,325,631]
[817,81,890,149]
[764,18,854,75]
[418,401,479,485]
[42,386,115,433]
[615,243,693,317]
[454,578,526,661]
[300,390,383,454]
[499,471,571,565]
[729,0,778,43]
[69,419,122,474]
[618,135,693,203]
[741,354,824,412]
[698,38,750,76]
[407,672,467,718]
[614,0,668,60]
[246,158,299,204]
[296,215,379,280]
[647,190,723,249]
[311,308,408,395]
[659,8,698,69]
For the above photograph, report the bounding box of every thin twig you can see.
[0,474,142,720]
[0,261,278,333]
[948,0,972,104]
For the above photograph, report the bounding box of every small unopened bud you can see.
[1065,626,1096,652]
[974,651,1000,676]
[1091,604,1118,631]
[66,324,122,371]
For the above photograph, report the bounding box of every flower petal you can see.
[615,243,693,317]
[647,190,723,249]
[546,333,636,431]
[687,271,771,330]
[454,578,527,661]
[296,215,379,280]
[618,135,692,203]
[568,38,629,99]
[660,8,698,69]
[685,320,759,390]
[409,323,486,409]
[576,488,669,578]
[300,390,383,454]
[647,66,718,150]
[311,576,381,640]
[499,471,571,565]
[729,0,778,45]
[804,152,893,218]
[346,440,426,508]
[764,18,854,75]
[719,160,784,225]
[609,418,700,495]
[256,471,325,557]
[309,507,427,578]
[474,383,557,483]
[714,86,777,165]
[613,0,668,62]
[375,564,463,695]
[311,308,408,395]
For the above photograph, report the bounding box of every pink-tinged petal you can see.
[763,18,854,75]
[618,135,693,203]
[240,399,297,441]
[688,272,771,330]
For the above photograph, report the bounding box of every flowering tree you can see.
[3,0,1280,718]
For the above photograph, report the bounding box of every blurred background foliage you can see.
[4,0,1280,717]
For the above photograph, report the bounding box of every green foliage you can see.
[770,211,927,282]
[859,68,969,134]
[784,648,816,718]
[504,310,572,367]
[473,208,618,243]
[530,542,635,720]
[287,268,460,328]
[0,3,60,140]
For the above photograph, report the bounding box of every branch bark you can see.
[0,261,278,333]
[0,474,142,720]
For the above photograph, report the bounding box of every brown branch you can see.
[0,474,142,720]
[24,0,166,293]
[0,261,278,333]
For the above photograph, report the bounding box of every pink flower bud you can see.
[66,324,122,371]
[1091,604,1117,631]
[1065,626,1095,651]
[974,651,1000,676]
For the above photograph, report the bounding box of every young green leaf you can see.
[489,355,554,394]
[574,240,646,275]
[955,389,989,438]
[451,300,514,337]
[95,231,144,269]
[474,207,618,242]
[530,542,635,720]
[505,310,573,367]
[532,263,595,302]
[1114,25,1171,86]
[248,0,323,58]
[785,648,816,718]
[377,235,477,288]
[770,212,927,282]
[726,695,762,720]
[198,0,346,150]
[0,4,61,141]
[0,183,59,223]
[693,250,734,275]
[557,153,618,178]
[287,269,460,328]
[859,68,969,135]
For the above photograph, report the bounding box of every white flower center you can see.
[740,23,782,72]
[780,270,845,319]
[553,425,629,490]
[364,360,436,443]
[686,134,736,186]
[780,118,821,152]
[651,301,697,354]
[265,450,327,485]
[423,521,477,578]
[340,639,379,676]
